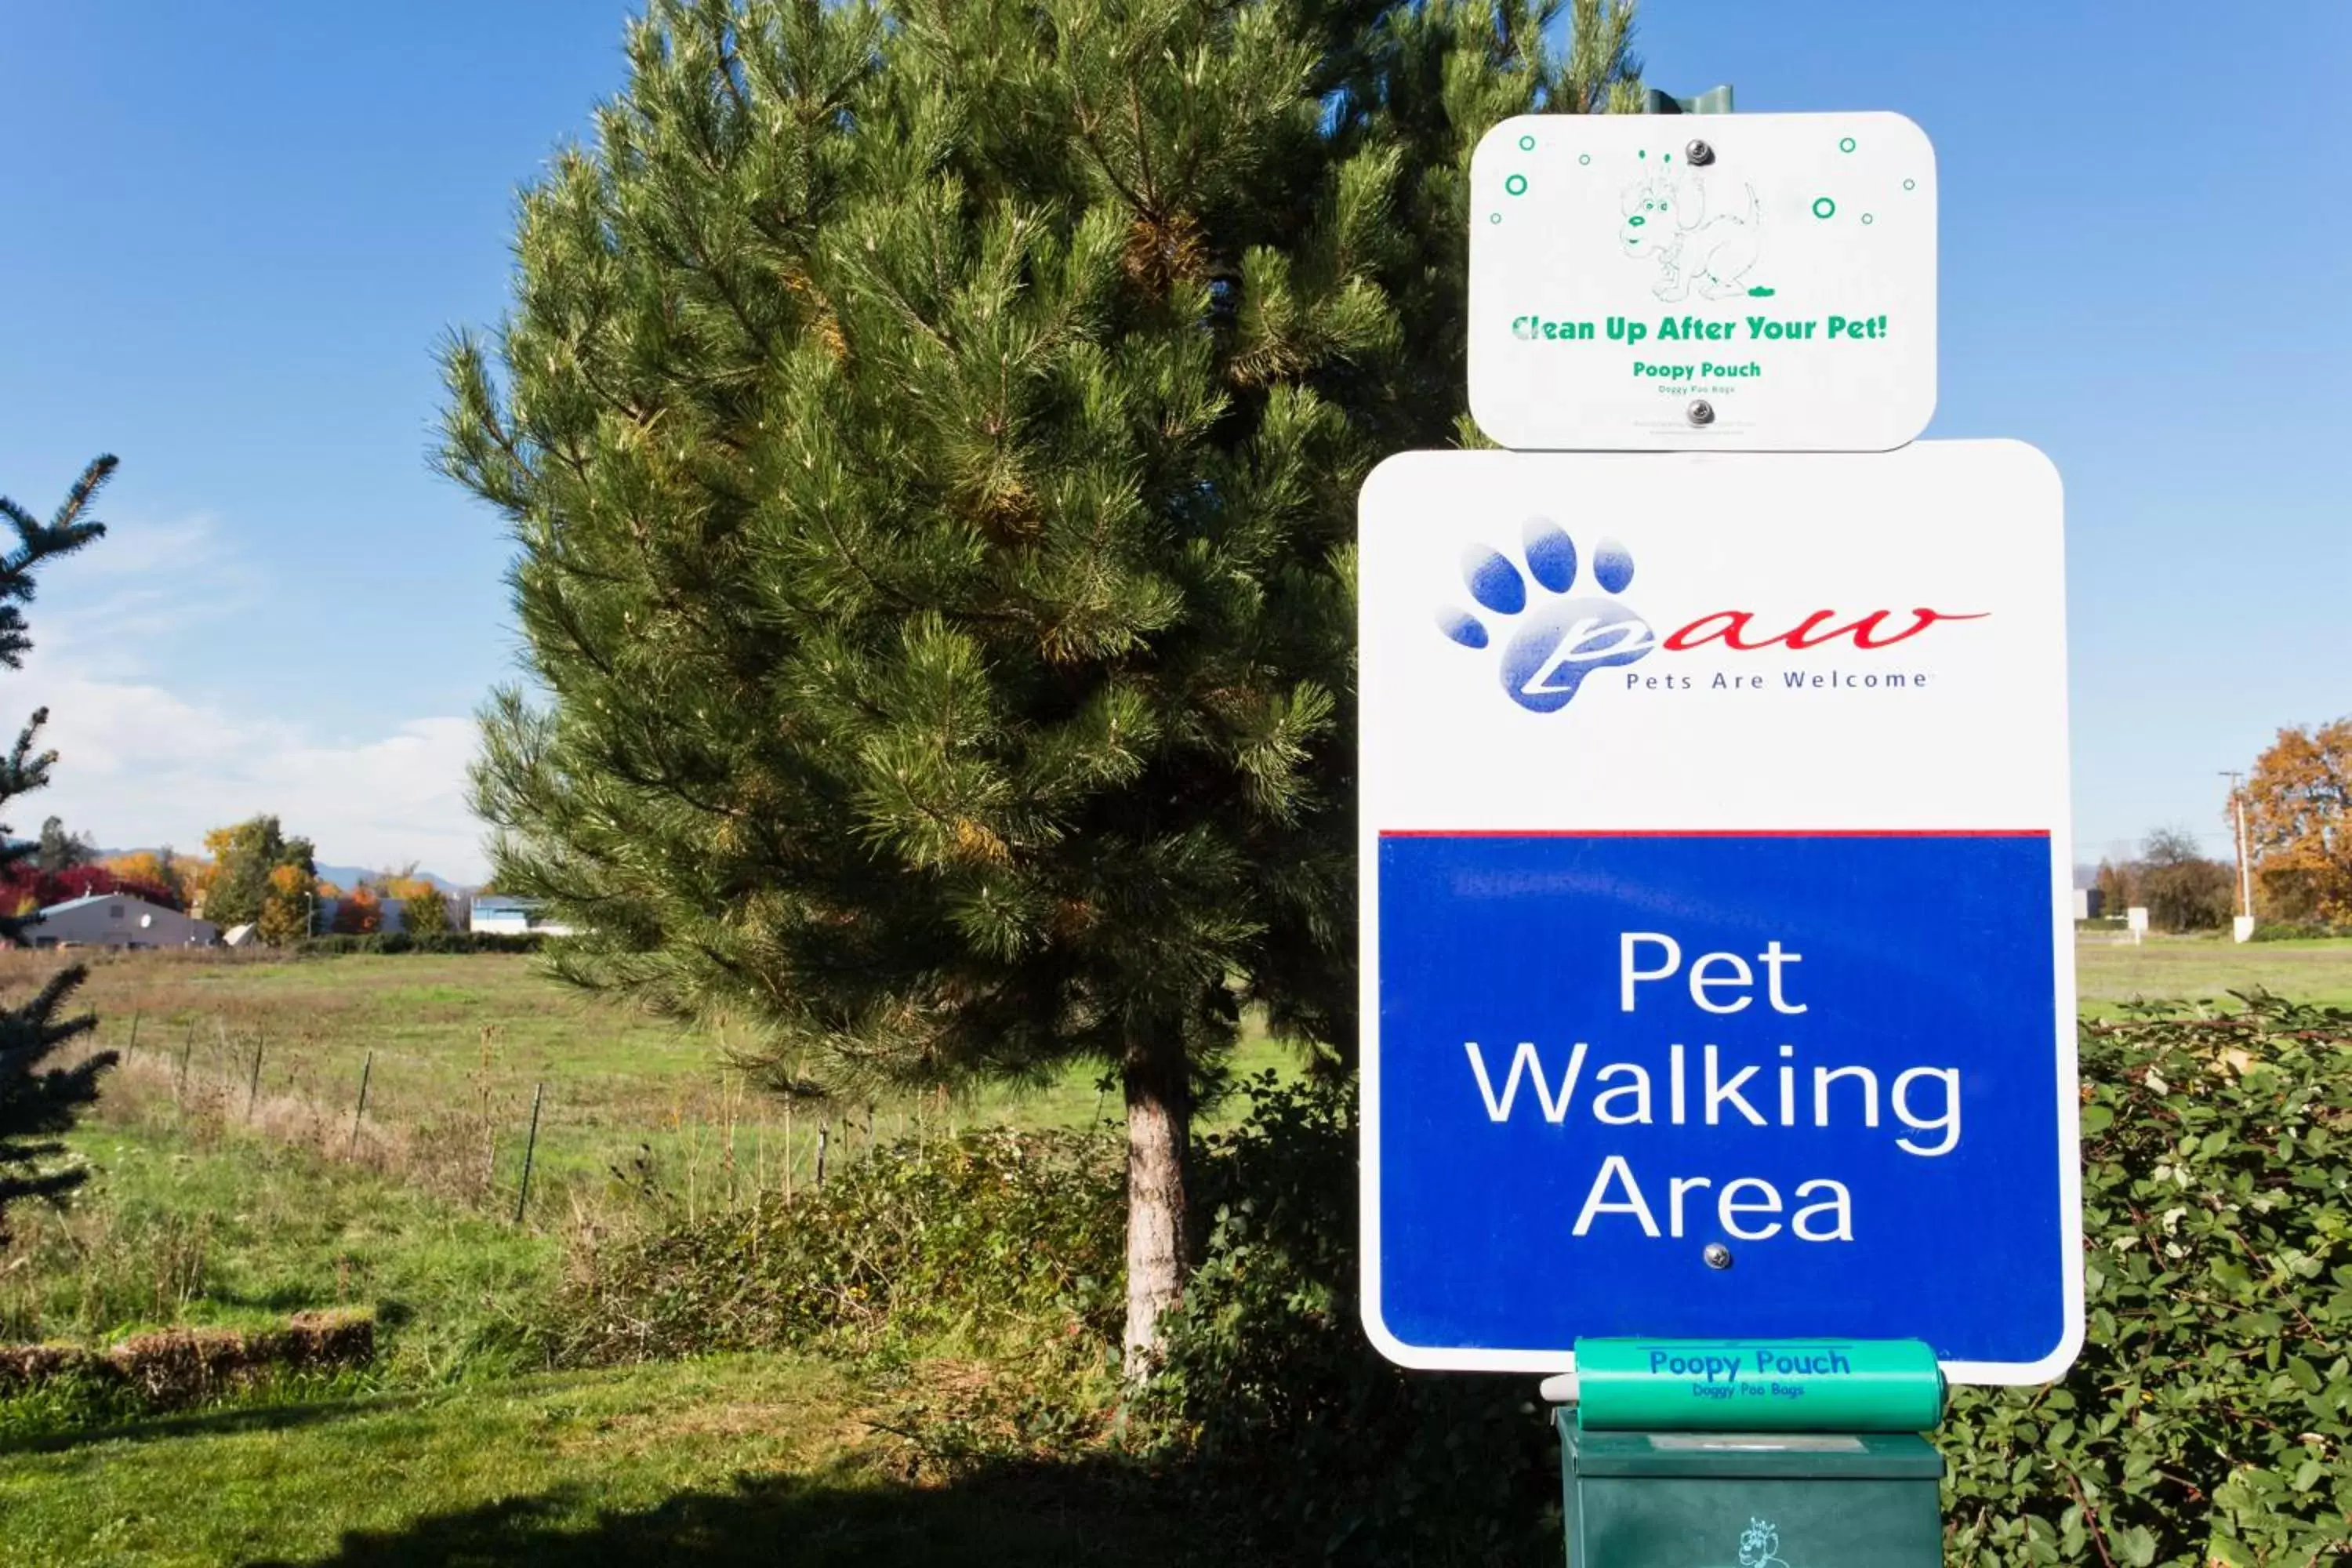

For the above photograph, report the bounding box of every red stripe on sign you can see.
[1376,829,2053,839]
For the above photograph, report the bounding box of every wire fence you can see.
[93,1008,966,1227]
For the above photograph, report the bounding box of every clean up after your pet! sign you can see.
[1467,112,1935,452]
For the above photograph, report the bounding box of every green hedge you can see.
[297,931,546,956]
[1944,996,2352,1566]
[1163,1004,2352,1565]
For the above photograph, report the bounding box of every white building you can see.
[31,893,219,949]
[470,895,575,938]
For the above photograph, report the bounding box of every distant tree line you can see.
[2092,828,2236,933]
[2090,714,2352,936]
[2,811,454,943]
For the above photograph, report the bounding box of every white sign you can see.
[1357,441,2080,1383]
[1467,111,1936,452]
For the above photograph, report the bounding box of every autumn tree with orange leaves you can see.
[100,848,191,908]
[2244,717,2352,925]
[329,884,383,936]
[256,862,313,945]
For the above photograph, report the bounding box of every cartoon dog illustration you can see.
[1737,1518,1791,1568]
[1618,170,1762,301]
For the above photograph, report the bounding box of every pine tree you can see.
[35,816,93,874]
[0,458,114,1240]
[445,0,1638,1369]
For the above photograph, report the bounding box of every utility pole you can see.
[2220,770,2253,934]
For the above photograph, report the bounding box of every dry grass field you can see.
[0,949,1280,1221]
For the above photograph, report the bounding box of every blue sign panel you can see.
[1370,830,2070,1373]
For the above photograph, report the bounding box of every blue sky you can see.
[3,1,2346,881]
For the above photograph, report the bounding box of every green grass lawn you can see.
[0,1109,556,1374]
[2074,932,2352,1014]
[0,1009,1182,1565]
[0,1355,1191,1568]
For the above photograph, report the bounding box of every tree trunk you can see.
[1121,1027,1192,1381]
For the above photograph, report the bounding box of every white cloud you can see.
[33,511,263,681]
[7,669,488,881]
[0,506,492,881]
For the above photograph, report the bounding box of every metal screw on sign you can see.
[1703,1243,1733,1270]
[1686,399,1715,426]
[1684,139,1715,166]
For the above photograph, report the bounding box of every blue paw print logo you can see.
[1435,519,1653,713]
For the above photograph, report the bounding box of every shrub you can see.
[553,1127,1123,1367]
[1141,1076,1555,1566]
[1944,994,2352,1567]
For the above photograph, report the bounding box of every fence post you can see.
[246,1036,266,1120]
[815,1122,829,1189]
[513,1082,545,1225]
[348,1052,373,1159]
[176,1021,195,1102]
[125,1011,140,1058]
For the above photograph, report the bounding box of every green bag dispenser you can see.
[1552,1339,1946,1568]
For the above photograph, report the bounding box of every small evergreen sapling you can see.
[0,457,115,1240]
